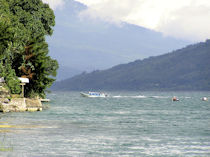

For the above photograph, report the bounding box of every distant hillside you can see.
[56,66,82,81]
[48,0,191,72]
[52,40,210,91]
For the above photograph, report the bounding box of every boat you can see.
[172,96,179,101]
[80,92,108,98]
[202,97,208,101]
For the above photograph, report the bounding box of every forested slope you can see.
[52,40,210,91]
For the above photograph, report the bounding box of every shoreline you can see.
[0,98,43,113]
[0,83,44,113]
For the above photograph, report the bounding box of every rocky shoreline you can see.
[0,83,42,113]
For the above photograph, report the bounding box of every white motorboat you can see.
[80,92,108,98]
[202,97,208,101]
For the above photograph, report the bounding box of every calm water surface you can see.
[0,91,210,157]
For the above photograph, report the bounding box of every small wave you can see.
[149,96,169,99]
[111,95,192,99]
[112,95,171,99]
[131,95,147,98]
[112,95,124,98]
[112,95,147,98]
[113,111,131,114]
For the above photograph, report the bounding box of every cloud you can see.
[42,0,64,10]
[75,0,210,41]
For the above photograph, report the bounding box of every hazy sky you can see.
[42,0,210,42]
[42,0,64,10]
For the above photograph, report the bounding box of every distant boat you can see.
[80,92,108,98]
[202,97,208,101]
[172,96,179,101]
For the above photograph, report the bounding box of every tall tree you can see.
[0,0,58,97]
[0,0,25,94]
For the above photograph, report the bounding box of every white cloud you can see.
[42,0,64,10]
[75,0,210,41]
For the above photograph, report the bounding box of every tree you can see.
[0,0,58,97]
[0,0,23,94]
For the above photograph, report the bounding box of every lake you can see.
[0,91,210,156]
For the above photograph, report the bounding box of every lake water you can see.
[0,91,210,157]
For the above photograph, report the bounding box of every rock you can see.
[25,98,42,112]
[0,84,10,99]
[3,98,9,103]
[0,83,43,113]
[26,98,42,108]
[0,98,26,112]
[10,98,27,112]
[0,97,43,112]
[0,98,7,103]
[27,108,39,112]
[0,103,14,113]
[26,107,42,112]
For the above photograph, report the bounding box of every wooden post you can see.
[20,83,26,97]
[18,78,29,98]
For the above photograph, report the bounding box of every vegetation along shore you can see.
[0,0,58,112]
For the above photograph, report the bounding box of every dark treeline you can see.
[52,40,210,91]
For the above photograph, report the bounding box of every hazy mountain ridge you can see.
[48,0,191,73]
[52,39,210,91]
[56,66,82,81]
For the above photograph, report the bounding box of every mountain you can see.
[56,66,82,81]
[48,0,191,76]
[52,39,210,91]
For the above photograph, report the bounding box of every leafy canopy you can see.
[0,0,58,97]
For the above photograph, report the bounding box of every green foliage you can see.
[23,40,58,98]
[0,62,21,94]
[4,69,21,94]
[0,0,58,97]
[0,0,26,58]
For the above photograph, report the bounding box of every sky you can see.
[42,0,64,10]
[42,0,210,42]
